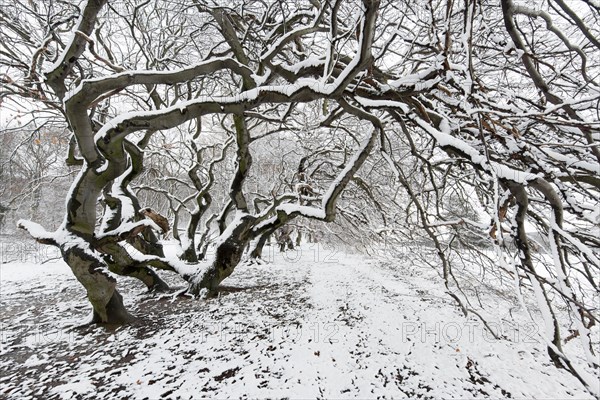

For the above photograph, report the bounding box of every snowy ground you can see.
[1,242,597,399]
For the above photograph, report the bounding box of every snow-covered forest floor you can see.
[1,242,597,399]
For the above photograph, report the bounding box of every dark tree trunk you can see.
[181,194,211,263]
[277,226,294,252]
[188,216,254,294]
[63,245,133,324]
[90,290,131,324]
[181,210,201,263]
[250,231,272,259]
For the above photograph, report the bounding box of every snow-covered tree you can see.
[1,0,598,393]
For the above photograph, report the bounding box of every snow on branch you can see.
[17,220,58,246]
[65,57,256,106]
[268,123,379,225]
[44,0,108,100]
[95,220,164,242]
[412,116,540,184]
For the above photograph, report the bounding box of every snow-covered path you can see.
[0,244,595,399]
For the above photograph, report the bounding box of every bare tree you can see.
[1,0,598,393]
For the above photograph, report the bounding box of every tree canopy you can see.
[0,0,598,394]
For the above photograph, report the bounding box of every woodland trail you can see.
[0,243,594,399]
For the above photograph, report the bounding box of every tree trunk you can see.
[188,216,254,294]
[277,226,294,252]
[195,213,217,261]
[91,290,131,324]
[59,162,135,323]
[63,245,133,324]
[250,232,270,259]
[181,193,210,263]
[249,226,279,259]
[181,208,202,263]
[181,245,198,263]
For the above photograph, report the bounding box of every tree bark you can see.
[62,245,132,324]
[250,229,276,259]
[189,216,255,294]
[98,242,169,291]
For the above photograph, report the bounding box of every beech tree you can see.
[1,0,598,393]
